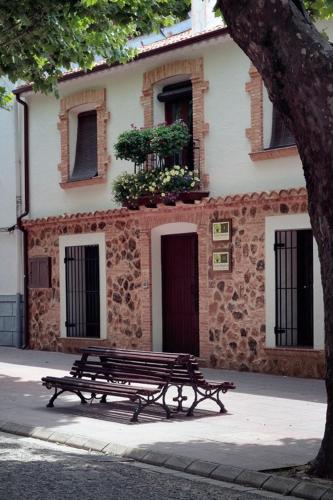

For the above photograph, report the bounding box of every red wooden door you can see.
[161,233,199,355]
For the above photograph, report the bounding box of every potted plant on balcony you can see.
[114,125,153,173]
[112,121,208,209]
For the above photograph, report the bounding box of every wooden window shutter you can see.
[71,110,98,181]
[28,257,51,288]
[269,106,295,149]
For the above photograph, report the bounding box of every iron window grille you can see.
[64,244,100,338]
[274,229,313,348]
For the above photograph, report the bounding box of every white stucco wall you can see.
[0,83,21,295]
[25,20,333,220]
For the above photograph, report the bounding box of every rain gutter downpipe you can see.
[15,93,30,348]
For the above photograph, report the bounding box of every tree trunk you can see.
[217,0,333,478]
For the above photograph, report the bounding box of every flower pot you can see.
[179,191,209,204]
[122,191,209,209]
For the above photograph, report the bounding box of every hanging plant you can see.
[114,120,190,168]
[150,120,191,159]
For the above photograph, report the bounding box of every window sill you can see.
[61,337,107,341]
[60,175,106,189]
[249,145,298,161]
[264,347,324,357]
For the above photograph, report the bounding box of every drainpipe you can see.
[15,93,30,348]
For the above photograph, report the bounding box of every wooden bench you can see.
[80,347,236,416]
[42,351,190,422]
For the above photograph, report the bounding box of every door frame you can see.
[151,223,197,352]
[59,232,107,339]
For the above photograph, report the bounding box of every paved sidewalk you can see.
[0,346,326,472]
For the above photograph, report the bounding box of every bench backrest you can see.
[71,348,191,387]
[75,347,206,387]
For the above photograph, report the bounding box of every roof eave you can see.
[13,26,229,95]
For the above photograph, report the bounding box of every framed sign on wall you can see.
[213,250,232,272]
[212,220,232,242]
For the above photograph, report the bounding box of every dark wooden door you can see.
[161,233,199,355]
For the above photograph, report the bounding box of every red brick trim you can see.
[141,59,209,188]
[22,187,308,228]
[58,89,110,188]
[245,65,263,154]
[246,65,299,161]
[264,347,324,357]
[250,145,298,161]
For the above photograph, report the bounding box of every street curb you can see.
[1,419,332,500]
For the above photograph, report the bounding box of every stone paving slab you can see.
[0,346,331,499]
[0,419,330,500]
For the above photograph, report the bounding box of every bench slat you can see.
[42,376,160,397]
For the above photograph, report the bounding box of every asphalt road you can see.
[0,432,292,500]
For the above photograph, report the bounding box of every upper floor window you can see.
[58,88,109,189]
[246,64,298,160]
[141,59,209,185]
[269,106,295,150]
[71,110,98,181]
[157,81,194,170]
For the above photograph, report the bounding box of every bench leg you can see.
[169,384,188,412]
[77,390,88,405]
[46,388,88,408]
[130,392,171,423]
[186,387,227,416]
[46,388,65,408]
[100,395,108,404]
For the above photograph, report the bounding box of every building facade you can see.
[0,81,23,347]
[10,2,330,377]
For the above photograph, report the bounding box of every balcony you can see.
[112,121,209,210]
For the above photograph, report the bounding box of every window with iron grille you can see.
[274,229,313,348]
[64,244,100,338]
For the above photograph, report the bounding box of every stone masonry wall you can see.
[24,188,325,378]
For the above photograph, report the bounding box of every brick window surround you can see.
[58,89,110,189]
[245,65,298,161]
[141,59,209,188]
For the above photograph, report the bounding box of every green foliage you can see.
[150,121,191,158]
[0,87,13,110]
[0,0,190,107]
[112,166,200,205]
[304,0,333,19]
[114,121,190,166]
[114,126,153,165]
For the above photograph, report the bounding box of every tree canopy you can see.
[0,0,190,107]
